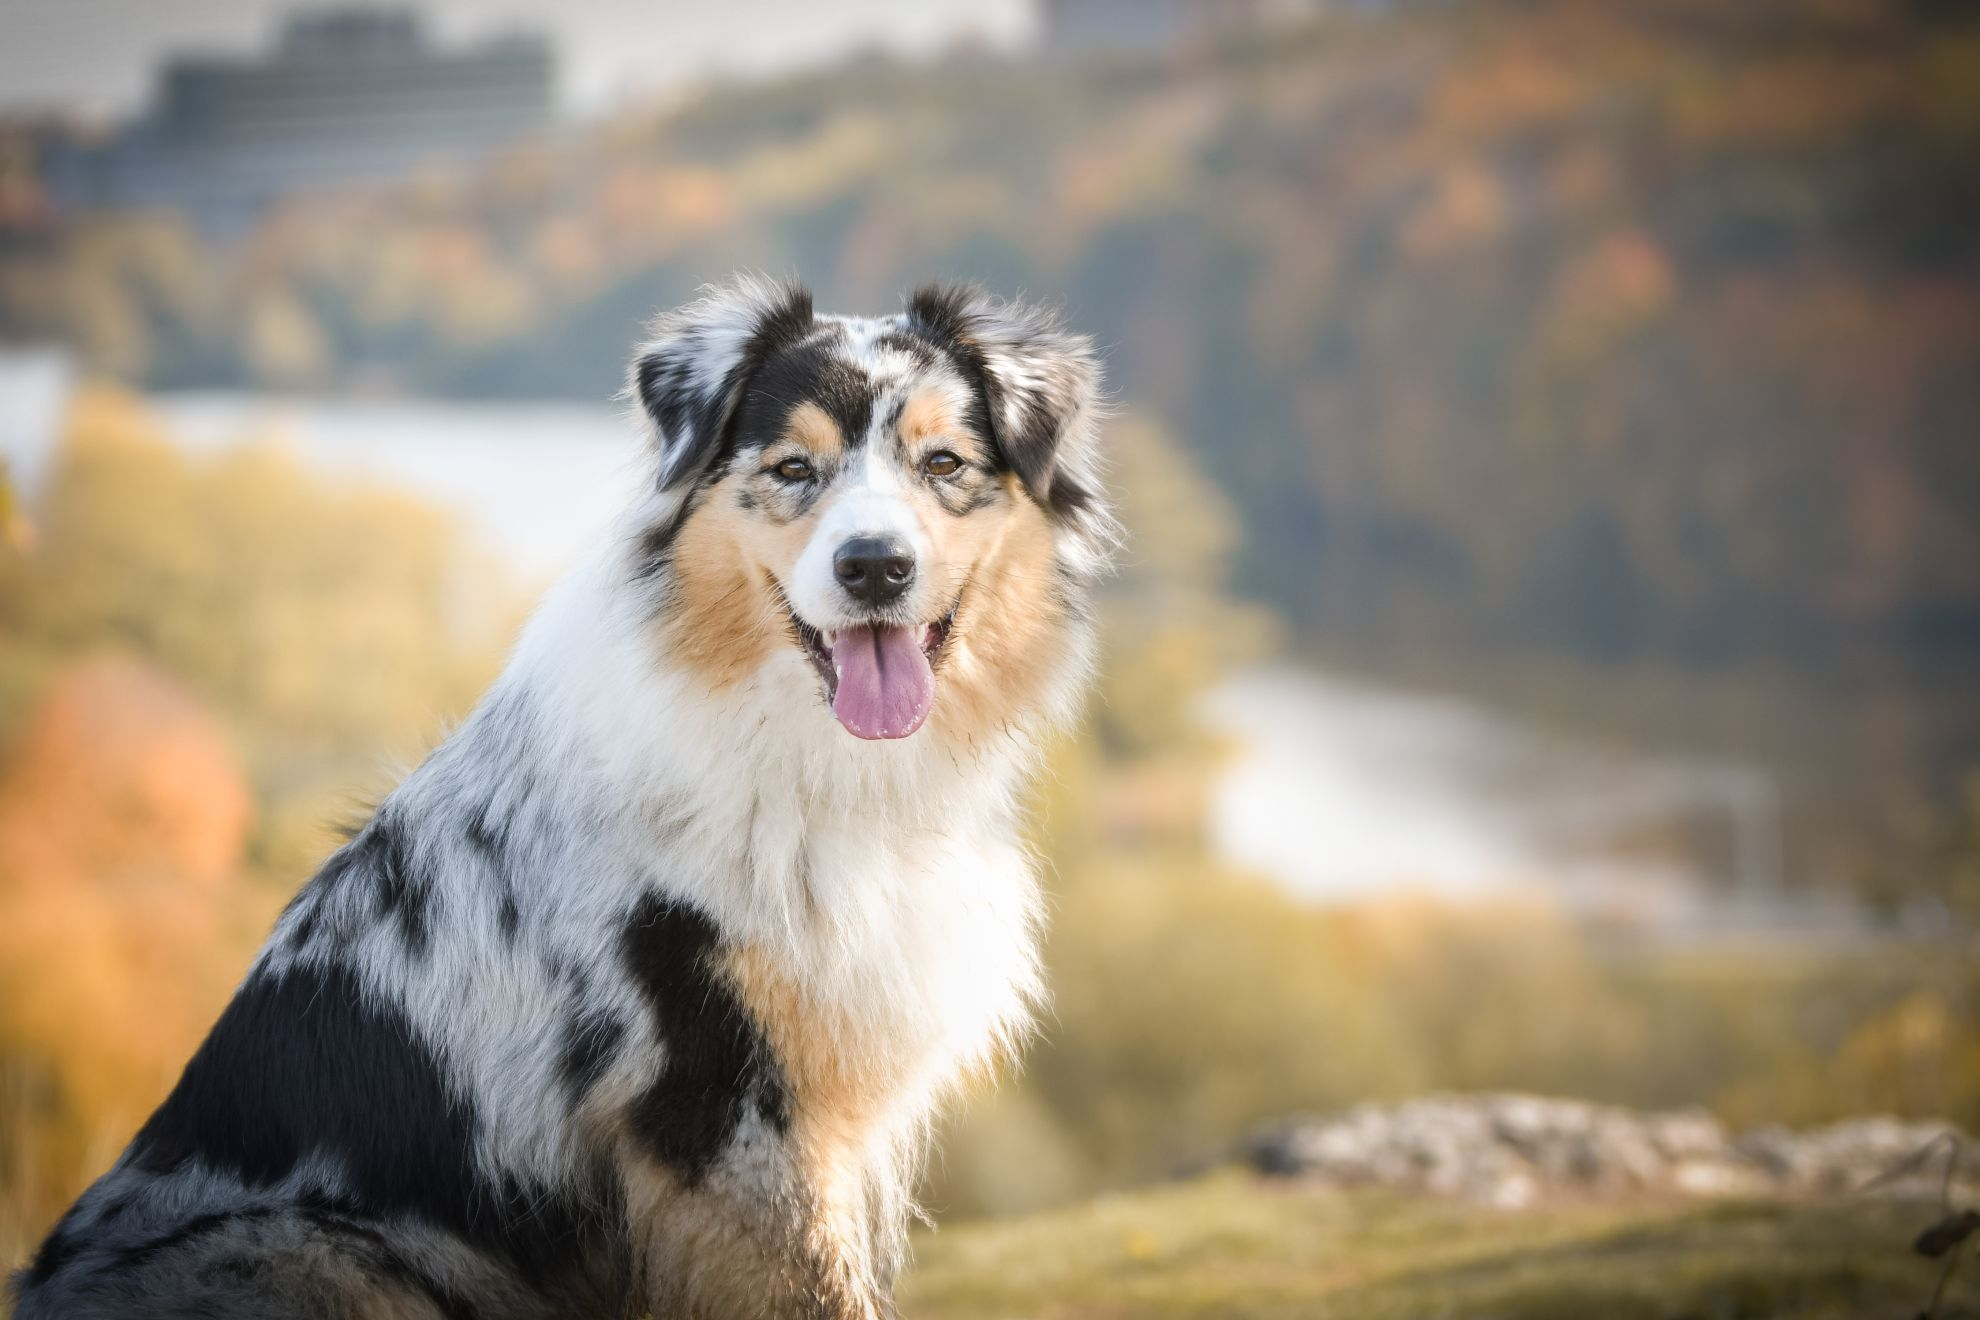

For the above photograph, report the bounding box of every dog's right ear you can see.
[630,276,814,490]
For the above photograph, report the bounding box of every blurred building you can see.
[1039,0,1425,57]
[41,9,553,235]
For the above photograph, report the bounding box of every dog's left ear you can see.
[905,283,1104,520]
[632,275,815,490]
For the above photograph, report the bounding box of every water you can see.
[1205,666,1883,943]
[0,349,74,496]
[151,392,645,581]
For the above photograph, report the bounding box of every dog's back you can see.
[16,1192,593,1320]
[13,822,632,1320]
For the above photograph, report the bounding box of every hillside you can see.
[905,1173,1979,1319]
[909,1095,1980,1317]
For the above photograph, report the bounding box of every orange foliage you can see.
[0,657,272,1143]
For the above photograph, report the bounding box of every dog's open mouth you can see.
[793,602,957,741]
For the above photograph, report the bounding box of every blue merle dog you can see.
[12,277,1112,1319]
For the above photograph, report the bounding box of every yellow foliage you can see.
[0,391,518,1257]
[0,657,276,1259]
[243,284,329,386]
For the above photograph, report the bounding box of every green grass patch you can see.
[905,1170,1979,1319]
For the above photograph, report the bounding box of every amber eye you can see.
[923,450,963,478]
[774,457,814,482]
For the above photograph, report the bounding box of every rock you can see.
[1243,1093,1978,1206]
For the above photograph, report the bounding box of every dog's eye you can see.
[774,457,814,482]
[922,451,963,478]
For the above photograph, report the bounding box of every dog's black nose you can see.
[834,535,915,606]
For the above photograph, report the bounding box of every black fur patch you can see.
[309,816,428,956]
[956,483,1005,516]
[294,1196,480,1320]
[637,282,816,493]
[116,1207,273,1270]
[21,1206,84,1287]
[463,800,506,856]
[736,333,878,460]
[366,817,430,957]
[633,510,686,582]
[897,290,997,451]
[464,796,524,944]
[904,282,1100,523]
[193,1252,270,1289]
[129,961,472,1192]
[556,1009,627,1105]
[126,960,608,1284]
[618,892,789,1184]
[286,901,320,950]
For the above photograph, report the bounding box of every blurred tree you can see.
[0,392,520,1257]
[0,387,513,876]
[0,656,275,1261]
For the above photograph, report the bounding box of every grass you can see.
[904,1170,1980,1319]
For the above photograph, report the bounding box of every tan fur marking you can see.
[926,484,1067,743]
[784,401,846,458]
[718,944,905,1315]
[723,944,906,1148]
[620,1138,880,1319]
[662,477,819,688]
[896,389,987,464]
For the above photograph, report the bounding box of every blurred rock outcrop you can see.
[1246,1093,1980,1208]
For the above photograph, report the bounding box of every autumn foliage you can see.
[0,656,274,1261]
[0,394,512,1260]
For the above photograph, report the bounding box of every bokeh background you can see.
[2,0,1979,1299]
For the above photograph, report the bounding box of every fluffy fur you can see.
[11,278,1111,1319]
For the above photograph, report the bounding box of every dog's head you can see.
[630,276,1112,742]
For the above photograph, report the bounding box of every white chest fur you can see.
[651,741,1044,1125]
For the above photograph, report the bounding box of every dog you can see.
[11,277,1112,1319]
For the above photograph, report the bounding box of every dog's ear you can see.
[631,276,814,490]
[905,283,1104,520]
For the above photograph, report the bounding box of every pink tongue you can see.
[830,625,934,740]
